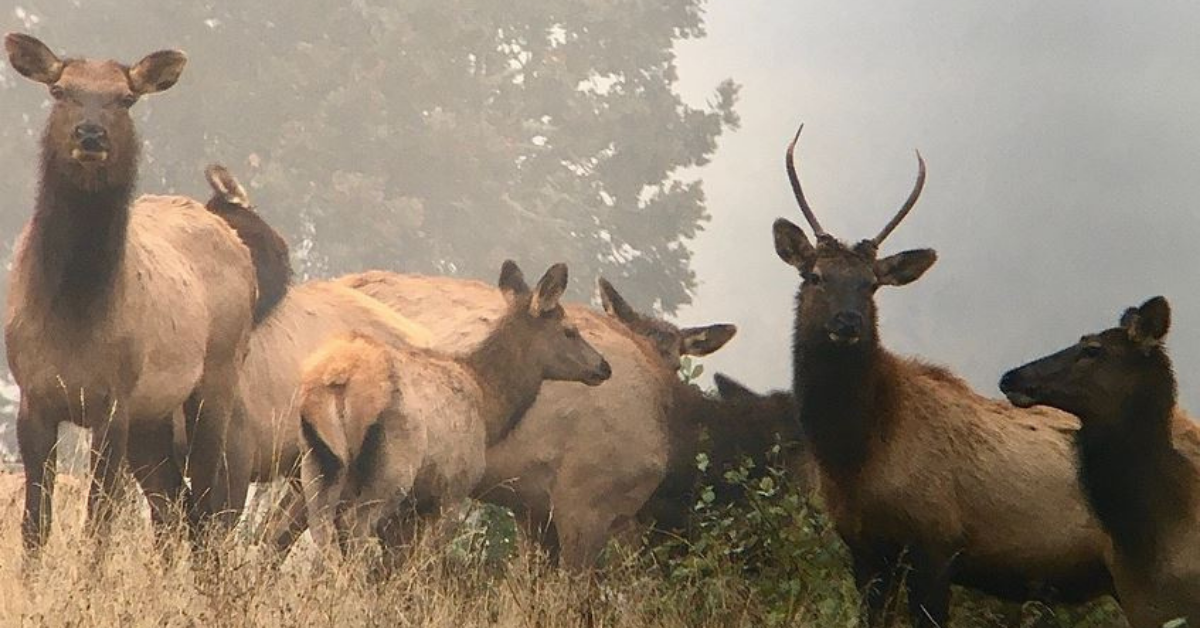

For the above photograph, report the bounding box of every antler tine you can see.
[786,123,825,237]
[871,150,926,247]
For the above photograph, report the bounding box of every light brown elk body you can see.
[4,33,258,548]
[300,262,611,560]
[337,271,737,568]
[772,126,1113,625]
[1001,297,1200,627]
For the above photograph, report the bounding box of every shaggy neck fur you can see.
[27,137,137,319]
[1075,365,1194,570]
[792,301,895,484]
[463,314,546,445]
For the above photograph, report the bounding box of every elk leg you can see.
[184,380,251,532]
[127,420,189,541]
[87,399,129,538]
[17,398,57,553]
[555,508,614,571]
[264,476,310,557]
[851,545,903,627]
[904,549,952,628]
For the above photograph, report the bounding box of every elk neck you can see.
[27,140,137,319]
[462,314,546,445]
[792,314,896,484]
[1075,377,1194,570]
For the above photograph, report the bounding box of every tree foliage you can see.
[0,0,738,312]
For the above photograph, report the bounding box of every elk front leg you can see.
[184,378,250,532]
[127,419,190,542]
[87,397,129,537]
[17,397,58,553]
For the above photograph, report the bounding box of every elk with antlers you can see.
[772,125,1113,625]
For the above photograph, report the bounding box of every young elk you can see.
[1000,297,1200,627]
[300,261,611,561]
[772,125,1113,625]
[5,33,258,549]
[204,164,292,323]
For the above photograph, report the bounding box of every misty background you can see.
[2,1,1200,454]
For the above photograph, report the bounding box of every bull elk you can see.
[4,33,259,549]
[772,124,1113,625]
[337,270,738,568]
[1001,297,1200,627]
[299,261,611,563]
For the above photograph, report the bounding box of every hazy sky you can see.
[672,0,1200,407]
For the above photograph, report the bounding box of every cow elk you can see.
[299,261,611,563]
[339,270,738,567]
[772,124,1113,625]
[1001,297,1200,627]
[4,33,259,550]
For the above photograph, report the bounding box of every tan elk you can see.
[337,270,737,568]
[4,33,259,549]
[203,164,292,324]
[1001,297,1200,627]
[299,261,612,561]
[772,125,1113,625]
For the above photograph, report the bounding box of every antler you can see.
[871,150,926,247]
[785,124,825,237]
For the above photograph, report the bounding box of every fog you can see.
[675,0,1200,408]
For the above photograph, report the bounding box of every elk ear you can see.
[598,278,638,324]
[205,164,251,208]
[680,324,738,357]
[876,249,937,287]
[498,260,531,307]
[5,33,63,85]
[1125,296,1171,350]
[714,373,755,401]
[128,49,187,95]
[773,218,816,271]
[531,263,569,316]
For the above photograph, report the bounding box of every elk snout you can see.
[999,369,1038,409]
[72,123,109,160]
[826,311,864,345]
[586,358,613,386]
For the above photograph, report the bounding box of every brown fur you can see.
[299,262,611,561]
[338,270,678,568]
[5,33,257,548]
[772,129,1113,624]
[1001,297,1200,626]
[203,164,292,324]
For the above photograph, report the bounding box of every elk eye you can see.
[564,328,580,340]
[1079,345,1104,360]
[804,272,823,286]
[49,85,65,100]
[119,94,138,108]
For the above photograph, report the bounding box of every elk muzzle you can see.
[584,358,613,386]
[826,311,864,345]
[71,122,109,162]
[998,368,1040,408]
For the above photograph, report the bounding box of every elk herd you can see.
[3,33,1196,628]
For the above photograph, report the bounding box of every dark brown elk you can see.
[1001,297,1200,627]
[337,271,737,568]
[4,33,258,549]
[299,262,611,562]
[203,164,292,324]
[772,125,1113,625]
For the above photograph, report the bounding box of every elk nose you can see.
[998,370,1019,393]
[826,311,864,344]
[73,123,108,151]
[597,359,612,381]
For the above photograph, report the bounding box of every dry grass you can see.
[0,470,754,628]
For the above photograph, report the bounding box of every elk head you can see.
[498,260,612,386]
[5,33,186,190]
[1000,296,1175,429]
[597,277,737,370]
[772,124,936,349]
